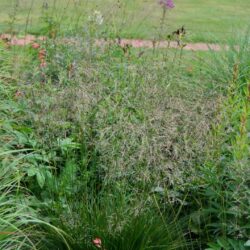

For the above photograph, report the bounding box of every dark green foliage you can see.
[182,40,250,248]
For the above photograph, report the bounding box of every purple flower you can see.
[159,0,175,9]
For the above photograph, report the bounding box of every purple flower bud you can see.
[159,0,175,9]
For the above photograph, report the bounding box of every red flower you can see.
[15,90,22,98]
[40,61,47,68]
[92,237,102,248]
[38,49,47,68]
[32,43,40,49]
[38,49,46,60]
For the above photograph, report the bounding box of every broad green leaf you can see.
[206,242,221,250]
[27,167,37,177]
[245,240,250,247]
[36,172,45,188]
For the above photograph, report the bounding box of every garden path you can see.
[0,33,226,51]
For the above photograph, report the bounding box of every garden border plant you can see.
[0,1,250,250]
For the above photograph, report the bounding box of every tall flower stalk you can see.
[158,0,175,41]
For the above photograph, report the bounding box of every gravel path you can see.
[0,34,226,51]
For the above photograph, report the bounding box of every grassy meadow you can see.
[0,0,250,42]
[0,0,250,249]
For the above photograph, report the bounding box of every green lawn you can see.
[0,0,249,42]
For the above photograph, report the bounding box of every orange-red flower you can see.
[32,43,40,49]
[38,49,47,68]
[38,49,46,60]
